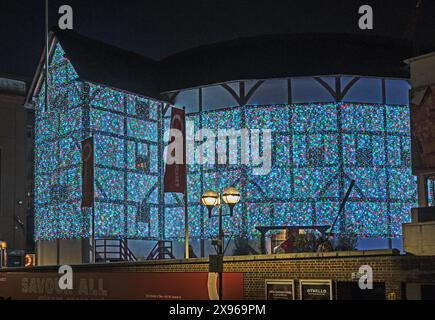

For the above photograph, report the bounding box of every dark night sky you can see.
[1,0,434,79]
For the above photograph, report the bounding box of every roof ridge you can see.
[51,27,157,63]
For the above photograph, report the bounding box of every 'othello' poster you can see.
[300,280,333,300]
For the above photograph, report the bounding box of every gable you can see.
[27,28,163,104]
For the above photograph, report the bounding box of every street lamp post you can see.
[201,187,241,300]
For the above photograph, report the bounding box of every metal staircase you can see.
[95,239,137,263]
[146,241,176,260]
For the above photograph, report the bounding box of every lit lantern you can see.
[222,187,241,216]
[201,190,219,218]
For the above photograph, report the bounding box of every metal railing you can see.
[146,241,175,260]
[95,239,137,263]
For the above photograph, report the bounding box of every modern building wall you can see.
[25,109,35,253]
[36,239,89,265]
[0,75,28,251]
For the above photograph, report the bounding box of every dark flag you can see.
[164,108,186,193]
[81,137,94,208]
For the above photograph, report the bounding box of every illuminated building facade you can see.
[33,43,163,241]
[30,30,416,246]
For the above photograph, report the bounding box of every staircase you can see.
[146,241,176,260]
[95,239,137,263]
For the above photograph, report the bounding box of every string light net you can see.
[34,43,416,241]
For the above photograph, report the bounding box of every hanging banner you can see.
[0,271,244,300]
[164,108,186,193]
[81,137,94,208]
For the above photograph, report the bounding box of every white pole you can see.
[183,107,189,259]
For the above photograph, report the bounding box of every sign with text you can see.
[164,107,186,193]
[0,271,244,300]
[265,279,295,300]
[300,280,333,300]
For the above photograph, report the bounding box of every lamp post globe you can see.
[201,190,219,217]
[222,187,241,216]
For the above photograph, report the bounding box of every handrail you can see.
[95,238,137,263]
[146,240,175,260]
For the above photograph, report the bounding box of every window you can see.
[136,99,150,119]
[356,147,373,167]
[307,146,325,166]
